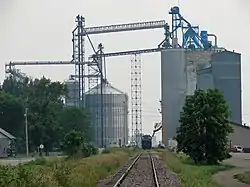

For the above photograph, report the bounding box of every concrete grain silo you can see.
[161,49,186,146]
[161,48,224,146]
[197,50,245,148]
[197,50,242,125]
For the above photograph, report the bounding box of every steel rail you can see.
[113,152,160,187]
[150,154,160,187]
[113,153,142,187]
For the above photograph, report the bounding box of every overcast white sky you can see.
[0,0,249,142]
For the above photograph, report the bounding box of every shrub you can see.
[61,130,98,158]
[82,142,98,157]
[0,148,137,187]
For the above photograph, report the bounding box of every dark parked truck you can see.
[141,135,152,150]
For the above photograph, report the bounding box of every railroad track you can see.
[100,152,161,187]
[114,153,160,187]
[99,151,181,187]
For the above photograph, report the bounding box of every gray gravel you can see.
[99,153,181,187]
[98,155,139,187]
[120,154,154,187]
[153,155,181,187]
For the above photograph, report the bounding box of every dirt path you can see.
[0,157,35,166]
[213,153,250,187]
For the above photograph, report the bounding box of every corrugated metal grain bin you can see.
[85,82,129,148]
[65,77,79,107]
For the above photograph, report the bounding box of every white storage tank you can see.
[85,82,129,148]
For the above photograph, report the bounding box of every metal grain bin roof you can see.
[65,76,78,83]
[86,82,126,95]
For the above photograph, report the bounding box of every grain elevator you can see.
[161,49,242,146]
[161,49,222,145]
[159,6,243,146]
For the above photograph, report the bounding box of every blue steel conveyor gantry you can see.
[169,6,218,49]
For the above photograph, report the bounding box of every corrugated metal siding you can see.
[211,51,242,124]
[161,49,186,145]
[85,92,128,148]
[65,79,79,107]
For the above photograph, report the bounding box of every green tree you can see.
[62,130,97,157]
[176,89,233,165]
[59,107,93,141]
[25,77,67,152]
[0,91,24,136]
[62,130,84,156]
[2,76,29,97]
[82,142,98,157]
[1,75,95,155]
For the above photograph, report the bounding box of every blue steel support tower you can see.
[169,6,217,49]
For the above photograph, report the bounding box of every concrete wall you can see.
[211,51,242,124]
[197,51,244,147]
[197,51,242,124]
[229,123,250,148]
[197,67,214,90]
[161,49,186,145]
[185,50,214,95]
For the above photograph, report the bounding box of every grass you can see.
[0,148,138,187]
[234,171,250,184]
[158,150,234,187]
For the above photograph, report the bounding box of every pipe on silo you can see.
[208,33,218,47]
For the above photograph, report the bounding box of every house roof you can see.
[0,128,16,139]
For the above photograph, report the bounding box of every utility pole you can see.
[24,107,29,157]
[123,101,126,146]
